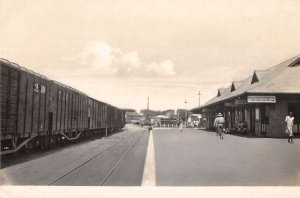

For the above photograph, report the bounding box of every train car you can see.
[48,80,89,143]
[88,98,106,134]
[1,59,126,155]
[1,59,50,153]
[106,104,121,132]
[116,108,125,130]
[87,98,125,134]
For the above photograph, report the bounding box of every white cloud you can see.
[79,41,176,77]
[80,42,116,74]
[146,60,175,76]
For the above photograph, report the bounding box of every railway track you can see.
[48,129,147,186]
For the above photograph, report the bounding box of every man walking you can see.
[285,112,294,143]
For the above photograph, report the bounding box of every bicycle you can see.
[217,124,224,139]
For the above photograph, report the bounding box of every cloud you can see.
[78,41,176,78]
[146,60,175,76]
[80,42,116,74]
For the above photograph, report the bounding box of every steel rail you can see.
[48,129,146,186]
[99,131,145,186]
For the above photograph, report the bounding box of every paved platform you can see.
[153,128,300,186]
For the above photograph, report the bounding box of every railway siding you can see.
[0,125,144,185]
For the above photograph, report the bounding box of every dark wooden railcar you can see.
[48,81,89,141]
[1,59,50,152]
[106,105,115,130]
[105,105,125,131]
[88,98,105,132]
[1,59,126,155]
[117,109,125,129]
[88,99,124,133]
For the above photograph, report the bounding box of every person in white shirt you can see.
[214,113,225,139]
[285,112,294,143]
[179,122,183,132]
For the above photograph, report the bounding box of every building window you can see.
[255,107,260,121]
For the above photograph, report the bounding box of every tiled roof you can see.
[252,70,268,84]
[191,55,300,112]
[248,64,300,93]
[231,80,245,91]
[125,112,144,117]
[217,88,227,96]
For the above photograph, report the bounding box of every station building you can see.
[123,110,145,124]
[191,55,300,137]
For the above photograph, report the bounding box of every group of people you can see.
[148,111,295,143]
[147,122,184,133]
[213,111,296,143]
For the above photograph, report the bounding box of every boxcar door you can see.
[48,112,53,134]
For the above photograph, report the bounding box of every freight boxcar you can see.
[88,99,125,134]
[47,80,89,143]
[105,104,125,132]
[88,98,107,134]
[1,59,51,153]
[0,59,125,155]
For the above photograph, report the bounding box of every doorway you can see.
[249,107,255,134]
[48,112,53,133]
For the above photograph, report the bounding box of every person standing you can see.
[285,112,294,143]
[179,122,183,132]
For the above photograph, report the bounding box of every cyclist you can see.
[213,113,225,139]
[149,125,153,133]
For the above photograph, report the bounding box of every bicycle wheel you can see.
[220,132,223,139]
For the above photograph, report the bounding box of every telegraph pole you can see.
[198,91,201,106]
[184,100,188,127]
[147,96,149,111]
[146,96,150,122]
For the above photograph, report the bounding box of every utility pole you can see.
[198,91,201,106]
[146,96,149,121]
[184,100,188,127]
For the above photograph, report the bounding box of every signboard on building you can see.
[235,99,247,105]
[247,96,276,103]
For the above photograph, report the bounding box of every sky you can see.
[1,0,300,112]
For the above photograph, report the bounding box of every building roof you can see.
[122,108,136,112]
[251,70,268,84]
[217,88,227,96]
[191,55,300,112]
[155,115,169,119]
[231,80,244,91]
[247,59,300,93]
[125,111,144,118]
[201,75,252,107]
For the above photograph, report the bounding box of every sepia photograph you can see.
[1,0,300,197]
